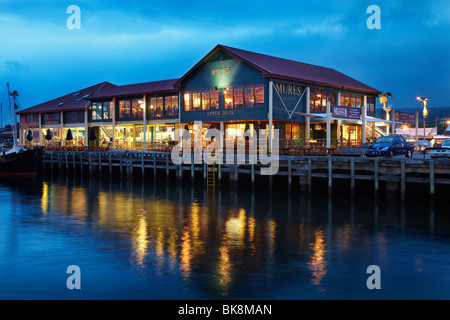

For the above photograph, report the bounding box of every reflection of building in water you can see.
[131,214,148,267]
[41,182,49,215]
[308,229,327,287]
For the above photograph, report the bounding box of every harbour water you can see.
[1,174,450,300]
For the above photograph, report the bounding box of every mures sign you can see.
[274,82,302,96]
[332,105,361,120]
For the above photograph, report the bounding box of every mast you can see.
[7,83,19,149]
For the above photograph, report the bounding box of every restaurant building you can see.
[18,44,384,150]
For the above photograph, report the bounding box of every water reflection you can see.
[2,175,450,299]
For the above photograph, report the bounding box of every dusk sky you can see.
[0,0,449,124]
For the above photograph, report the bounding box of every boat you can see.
[0,83,43,176]
[0,145,43,176]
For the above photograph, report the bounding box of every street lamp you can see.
[417,96,428,138]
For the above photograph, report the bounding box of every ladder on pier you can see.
[206,156,217,188]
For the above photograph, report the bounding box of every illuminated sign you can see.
[332,105,361,120]
[211,67,231,75]
[274,82,302,96]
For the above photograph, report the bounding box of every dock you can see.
[42,150,450,198]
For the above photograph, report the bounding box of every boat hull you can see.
[0,147,44,176]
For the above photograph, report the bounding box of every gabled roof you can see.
[89,78,179,100]
[18,81,117,115]
[176,44,381,95]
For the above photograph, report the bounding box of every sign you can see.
[211,67,231,75]
[332,105,361,120]
[395,112,415,124]
[274,82,302,96]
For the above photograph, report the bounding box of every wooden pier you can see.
[42,150,450,198]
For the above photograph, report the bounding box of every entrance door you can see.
[341,125,361,147]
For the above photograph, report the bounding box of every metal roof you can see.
[89,78,179,100]
[176,44,381,95]
[17,82,117,115]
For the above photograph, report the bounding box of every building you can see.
[18,44,384,150]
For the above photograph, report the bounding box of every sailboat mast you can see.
[6,83,18,149]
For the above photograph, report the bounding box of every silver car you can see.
[430,139,450,158]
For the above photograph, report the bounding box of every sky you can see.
[0,0,449,125]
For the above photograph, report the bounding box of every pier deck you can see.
[42,150,450,197]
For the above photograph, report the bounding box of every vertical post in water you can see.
[350,158,355,196]
[401,160,406,200]
[430,160,435,197]
[328,157,332,194]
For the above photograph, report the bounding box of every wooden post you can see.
[234,153,238,186]
[350,158,355,195]
[166,154,169,178]
[65,152,69,172]
[89,152,92,173]
[120,153,123,175]
[251,163,255,188]
[109,153,112,176]
[154,154,157,177]
[129,153,133,175]
[307,157,312,192]
[374,158,379,194]
[50,151,53,170]
[328,157,332,194]
[288,158,292,190]
[141,153,145,178]
[401,160,406,199]
[191,153,194,182]
[73,152,76,171]
[430,160,435,197]
[99,153,102,176]
[80,152,83,174]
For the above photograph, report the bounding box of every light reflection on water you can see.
[1,175,450,300]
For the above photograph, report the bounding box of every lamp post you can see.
[417,97,428,139]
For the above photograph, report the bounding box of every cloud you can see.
[4,60,29,73]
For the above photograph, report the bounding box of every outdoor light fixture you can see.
[417,96,428,139]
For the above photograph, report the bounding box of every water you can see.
[1,174,450,300]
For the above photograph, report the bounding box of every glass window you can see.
[54,113,60,120]
[224,87,233,109]
[367,97,376,113]
[92,102,101,120]
[132,99,143,118]
[172,95,179,116]
[201,89,210,110]
[184,92,191,112]
[255,84,264,107]
[119,99,131,118]
[210,89,219,110]
[245,85,255,108]
[103,101,111,120]
[234,86,243,109]
[192,90,201,111]
[156,96,163,117]
[165,96,173,117]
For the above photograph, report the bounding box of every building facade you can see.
[18,45,383,150]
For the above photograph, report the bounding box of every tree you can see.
[45,129,52,141]
[26,130,33,142]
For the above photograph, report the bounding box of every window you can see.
[54,113,60,120]
[340,94,362,108]
[367,97,376,113]
[26,114,35,123]
[255,84,264,107]
[310,89,335,112]
[234,86,243,109]
[184,93,191,112]
[192,90,201,111]
[165,96,173,117]
[245,85,255,108]
[92,102,102,120]
[224,87,234,109]
[103,101,112,120]
[119,99,131,118]
[132,99,143,118]
[201,89,210,110]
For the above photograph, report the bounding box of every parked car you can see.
[418,140,431,152]
[366,135,415,158]
[430,139,450,158]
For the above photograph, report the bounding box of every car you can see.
[418,140,431,152]
[430,139,450,158]
[366,135,415,158]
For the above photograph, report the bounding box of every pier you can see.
[41,150,450,198]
